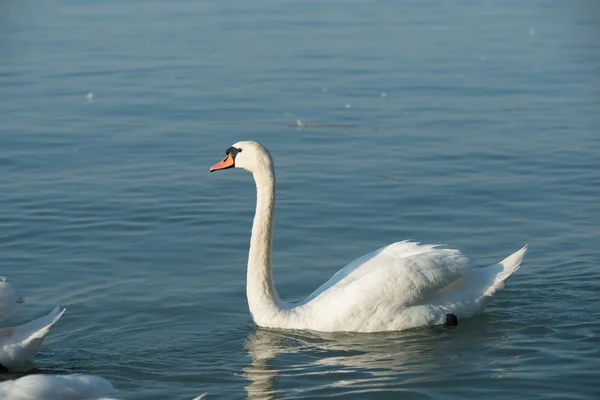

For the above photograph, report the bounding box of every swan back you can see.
[0,374,117,400]
[287,242,526,332]
[292,241,471,331]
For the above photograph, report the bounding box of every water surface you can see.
[1,1,599,398]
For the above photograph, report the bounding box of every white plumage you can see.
[0,374,208,400]
[0,277,65,370]
[0,307,66,370]
[290,241,526,332]
[0,374,117,400]
[211,141,527,333]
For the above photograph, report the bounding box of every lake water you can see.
[1,0,599,398]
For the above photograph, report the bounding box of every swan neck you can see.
[247,164,283,325]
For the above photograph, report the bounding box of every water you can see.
[1,0,599,398]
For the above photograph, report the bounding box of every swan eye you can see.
[226,147,242,159]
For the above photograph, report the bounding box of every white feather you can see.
[285,242,527,331]
[0,374,117,400]
[0,374,207,400]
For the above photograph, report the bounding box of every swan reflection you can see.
[243,323,499,399]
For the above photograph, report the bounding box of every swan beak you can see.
[210,154,235,172]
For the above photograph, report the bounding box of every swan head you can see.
[210,141,273,174]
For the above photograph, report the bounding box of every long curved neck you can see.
[247,162,285,325]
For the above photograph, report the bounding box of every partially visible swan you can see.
[0,374,117,400]
[210,141,527,332]
[0,374,208,399]
[0,307,65,370]
[0,277,65,370]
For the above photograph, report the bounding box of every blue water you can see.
[1,0,600,398]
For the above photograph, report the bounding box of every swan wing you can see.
[293,241,469,331]
[0,307,65,369]
[0,277,22,323]
[304,241,470,306]
[294,242,526,332]
[0,374,117,400]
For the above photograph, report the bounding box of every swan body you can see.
[0,306,66,370]
[0,374,117,400]
[288,241,526,332]
[210,141,527,333]
[0,374,208,400]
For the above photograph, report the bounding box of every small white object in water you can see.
[86,92,93,103]
[345,103,351,108]
[380,92,387,98]
[529,28,535,36]
[295,120,304,127]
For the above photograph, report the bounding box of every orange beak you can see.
[210,153,235,172]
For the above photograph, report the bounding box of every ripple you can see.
[1,0,600,398]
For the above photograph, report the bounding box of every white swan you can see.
[0,307,65,370]
[0,373,208,400]
[0,374,117,400]
[0,278,66,370]
[210,141,527,333]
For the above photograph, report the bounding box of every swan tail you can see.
[480,245,527,300]
[0,307,66,370]
[17,306,65,341]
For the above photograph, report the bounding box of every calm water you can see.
[1,0,600,398]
